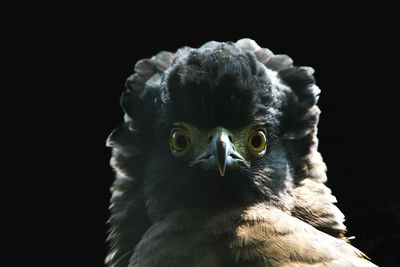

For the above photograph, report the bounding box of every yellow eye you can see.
[170,128,191,156]
[247,128,267,156]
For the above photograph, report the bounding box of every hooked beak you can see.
[190,127,248,176]
[212,129,231,176]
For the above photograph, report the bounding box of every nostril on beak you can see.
[230,153,241,159]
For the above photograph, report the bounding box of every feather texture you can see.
[107,39,377,266]
[127,204,374,266]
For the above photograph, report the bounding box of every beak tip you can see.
[218,166,226,176]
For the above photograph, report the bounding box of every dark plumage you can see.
[106,39,377,266]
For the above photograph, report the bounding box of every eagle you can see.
[106,39,377,267]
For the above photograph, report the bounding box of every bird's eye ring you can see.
[170,128,191,156]
[247,128,267,156]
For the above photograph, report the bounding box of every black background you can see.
[30,2,399,266]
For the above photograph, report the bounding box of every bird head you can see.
[108,40,322,219]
